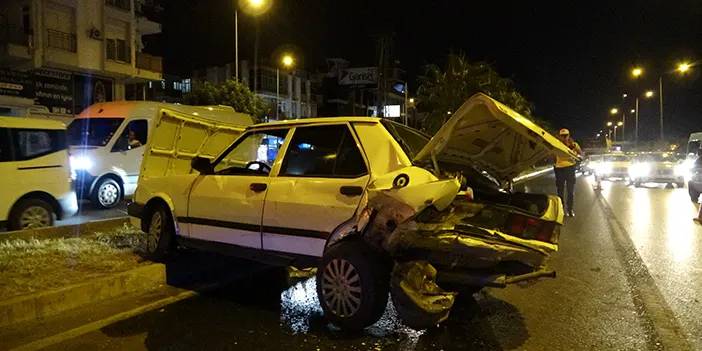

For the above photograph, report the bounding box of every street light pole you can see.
[276,68,279,119]
[234,10,238,81]
[253,19,259,94]
[635,97,639,147]
[659,75,664,141]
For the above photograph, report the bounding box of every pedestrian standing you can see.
[555,128,582,217]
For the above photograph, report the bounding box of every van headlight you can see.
[629,163,651,178]
[70,156,93,171]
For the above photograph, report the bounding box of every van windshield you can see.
[67,118,124,146]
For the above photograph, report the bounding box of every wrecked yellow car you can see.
[129,93,576,331]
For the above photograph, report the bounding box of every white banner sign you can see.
[338,67,377,85]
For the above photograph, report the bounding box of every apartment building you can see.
[0,0,162,116]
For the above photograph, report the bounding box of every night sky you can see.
[161,0,702,141]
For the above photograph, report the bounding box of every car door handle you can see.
[340,186,363,196]
[250,183,267,192]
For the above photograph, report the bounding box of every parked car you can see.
[128,93,576,330]
[67,101,253,209]
[689,152,702,202]
[628,152,686,187]
[0,117,77,230]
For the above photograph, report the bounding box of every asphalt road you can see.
[47,172,702,350]
[57,200,127,226]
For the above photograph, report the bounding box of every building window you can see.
[182,79,191,93]
[105,0,131,11]
[45,2,76,52]
[106,19,130,63]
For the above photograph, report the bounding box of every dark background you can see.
[160,0,702,141]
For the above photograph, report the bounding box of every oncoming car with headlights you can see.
[129,93,577,330]
[629,152,686,188]
[592,153,631,181]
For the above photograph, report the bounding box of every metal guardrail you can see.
[46,29,76,52]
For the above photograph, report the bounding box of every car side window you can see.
[0,128,12,162]
[112,120,148,152]
[213,129,288,176]
[280,125,367,178]
[10,128,67,161]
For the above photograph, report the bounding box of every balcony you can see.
[136,52,162,73]
[46,29,76,52]
[106,0,131,11]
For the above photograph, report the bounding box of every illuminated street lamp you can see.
[409,98,415,104]
[631,67,643,78]
[606,121,613,127]
[617,121,623,127]
[677,62,691,74]
[630,109,635,114]
[610,107,619,115]
[645,90,655,98]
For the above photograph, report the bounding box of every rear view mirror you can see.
[191,156,213,175]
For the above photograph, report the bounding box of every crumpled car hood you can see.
[413,93,577,182]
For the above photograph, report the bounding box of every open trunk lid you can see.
[139,108,252,179]
[413,93,577,182]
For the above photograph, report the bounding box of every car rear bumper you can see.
[437,267,556,288]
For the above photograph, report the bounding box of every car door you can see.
[109,119,148,194]
[185,129,289,249]
[262,123,370,257]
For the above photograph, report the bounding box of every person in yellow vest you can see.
[555,128,583,217]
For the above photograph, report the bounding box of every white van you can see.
[67,101,254,208]
[0,117,78,230]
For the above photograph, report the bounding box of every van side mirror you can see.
[191,156,213,175]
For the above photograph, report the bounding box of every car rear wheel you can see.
[144,205,175,261]
[92,178,122,209]
[675,181,685,188]
[316,238,391,331]
[9,198,55,230]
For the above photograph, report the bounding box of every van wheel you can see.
[316,238,390,331]
[690,187,701,202]
[92,178,121,209]
[9,198,55,230]
[675,181,685,188]
[144,205,175,261]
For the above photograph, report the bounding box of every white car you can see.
[67,101,253,209]
[0,117,78,230]
[129,93,575,330]
[592,153,631,180]
[629,152,686,187]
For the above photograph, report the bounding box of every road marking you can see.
[596,194,692,351]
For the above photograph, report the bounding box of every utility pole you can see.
[659,76,664,141]
[234,10,238,80]
[635,97,639,147]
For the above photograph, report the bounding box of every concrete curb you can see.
[0,263,165,328]
[0,217,129,242]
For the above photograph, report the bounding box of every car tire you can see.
[634,181,642,188]
[316,238,391,331]
[91,178,122,209]
[8,198,55,230]
[144,204,175,261]
[676,182,685,188]
[690,187,701,203]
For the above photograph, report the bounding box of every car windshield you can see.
[67,118,124,146]
[636,153,676,162]
[380,120,430,160]
[604,155,629,162]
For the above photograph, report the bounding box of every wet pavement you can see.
[47,173,702,350]
[57,200,128,226]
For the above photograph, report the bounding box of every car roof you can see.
[248,116,381,130]
[0,116,66,130]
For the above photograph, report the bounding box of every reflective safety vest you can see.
[555,141,581,168]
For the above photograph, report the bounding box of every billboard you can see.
[338,67,377,86]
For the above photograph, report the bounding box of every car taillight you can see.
[507,214,554,244]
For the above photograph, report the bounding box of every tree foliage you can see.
[416,54,549,133]
[184,80,269,121]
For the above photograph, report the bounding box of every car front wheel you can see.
[9,198,55,230]
[92,178,122,209]
[316,238,391,331]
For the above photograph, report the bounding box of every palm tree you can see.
[416,54,545,133]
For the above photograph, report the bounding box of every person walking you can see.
[555,128,582,217]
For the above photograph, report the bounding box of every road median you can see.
[0,217,129,242]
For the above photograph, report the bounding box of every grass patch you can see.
[0,224,150,300]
